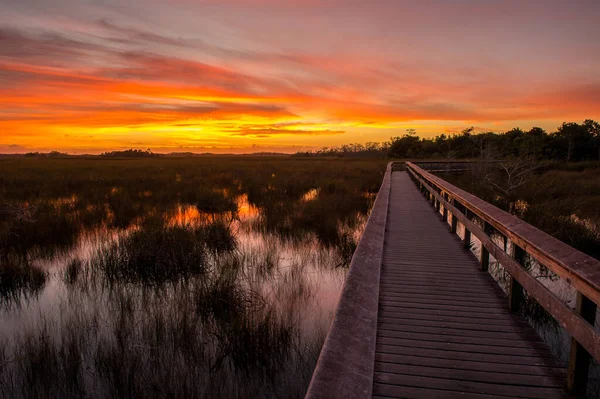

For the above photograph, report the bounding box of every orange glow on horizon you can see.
[1,1,599,154]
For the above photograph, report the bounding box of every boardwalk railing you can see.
[405,161,600,396]
[394,160,499,173]
[305,162,393,399]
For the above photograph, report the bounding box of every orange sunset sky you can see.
[1,0,599,154]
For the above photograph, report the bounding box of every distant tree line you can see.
[24,151,70,158]
[296,120,600,161]
[100,149,159,158]
[294,142,389,158]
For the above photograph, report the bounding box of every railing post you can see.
[442,194,448,224]
[450,203,457,234]
[481,247,490,271]
[463,229,471,250]
[509,245,525,312]
[567,293,597,396]
[481,221,490,271]
[463,208,471,249]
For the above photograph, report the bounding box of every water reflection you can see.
[0,188,366,398]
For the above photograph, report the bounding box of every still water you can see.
[0,192,368,398]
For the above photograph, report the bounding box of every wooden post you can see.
[442,195,448,224]
[481,221,490,271]
[509,245,525,312]
[567,293,597,396]
[450,211,457,234]
[463,229,471,250]
[481,246,489,271]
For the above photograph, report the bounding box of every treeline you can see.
[295,142,389,158]
[296,120,600,161]
[101,149,159,158]
[24,151,70,158]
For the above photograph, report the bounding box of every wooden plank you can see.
[374,374,565,398]
[377,291,507,305]
[376,329,547,349]
[371,171,568,399]
[379,294,506,313]
[380,271,490,281]
[376,344,554,366]
[406,162,600,308]
[373,384,514,399]
[418,177,600,362]
[381,271,483,278]
[377,324,541,341]
[378,285,507,297]
[378,300,509,315]
[379,283,500,295]
[376,353,565,378]
[381,279,502,292]
[377,308,532,327]
[379,302,509,315]
[380,275,493,284]
[379,307,527,326]
[374,362,562,387]
[376,336,554,358]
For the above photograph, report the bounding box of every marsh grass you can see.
[1,263,317,398]
[0,157,383,398]
[443,162,600,259]
[63,258,83,286]
[93,224,208,286]
[200,221,237,255]
[0,157,384,267]
[192,187,238,216]
[0,202,81,259]
[0,255,46,305]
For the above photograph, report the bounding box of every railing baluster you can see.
[481,221,490,271]
[450,200,458,234]
[442,194,448,224]
[463,208,471,249]
[463,229,471,250]
[567,293,597,396]
[509,245,525,312]
[481,246,490,271]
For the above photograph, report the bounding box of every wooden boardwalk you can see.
[307,162,600,399]
[373,171,566,398]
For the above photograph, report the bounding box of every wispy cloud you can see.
[0,0,599,152]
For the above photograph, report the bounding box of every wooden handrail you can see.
[404,161,600,396]
[412,160,502,173]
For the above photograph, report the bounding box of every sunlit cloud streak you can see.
[0,0,599,153]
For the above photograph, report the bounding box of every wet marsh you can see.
[0,156,387,398]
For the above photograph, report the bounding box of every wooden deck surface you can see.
[373,172,568,398]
